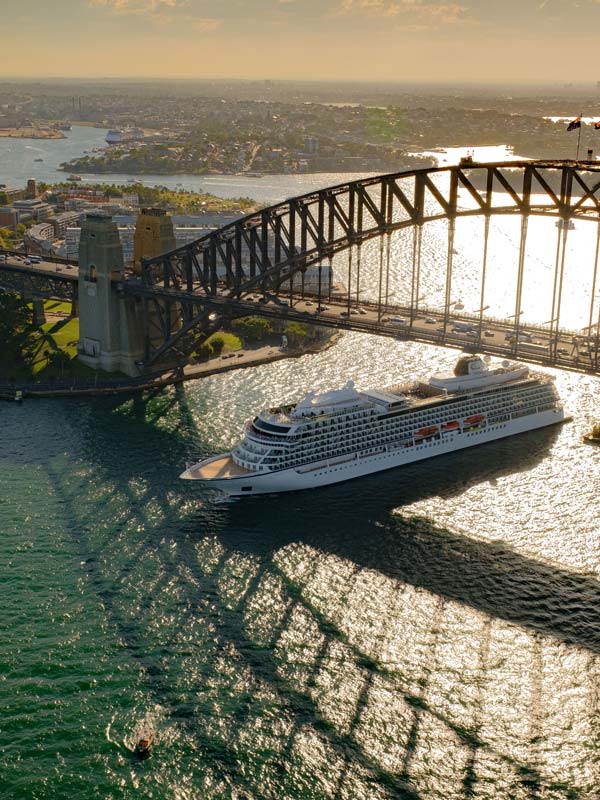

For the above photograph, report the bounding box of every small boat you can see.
[135,728,154,758]
[14,390,23,403]
[583,423,600,445]
[464,414,485,425]
[34,157,43,162]
[68,174,82,182]
[415,425,439,438]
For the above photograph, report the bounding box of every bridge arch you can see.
[124,160,600,374]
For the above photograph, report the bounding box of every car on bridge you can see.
[452,322,476,333]
[388,316,408,326]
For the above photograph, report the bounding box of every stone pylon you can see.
[133,208,176,275]
[133,208,181,357]
[77,214,144,376]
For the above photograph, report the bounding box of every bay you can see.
[2,124,600,800]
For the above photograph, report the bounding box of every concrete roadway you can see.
[0,253,78,282]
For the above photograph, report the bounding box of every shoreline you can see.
[0,331,342,401]
[0,128,65,140]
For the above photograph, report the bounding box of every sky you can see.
[2,0,600,83]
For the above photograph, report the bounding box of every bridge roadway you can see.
[125,278,599,375]
[1,253,598,375]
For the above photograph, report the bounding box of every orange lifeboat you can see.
[464,414,485,425]
[442,420,459,431]
[415,425,439,437]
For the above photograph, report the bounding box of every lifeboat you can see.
[442,420,459,431]
[464,414,485,425]
[415,425,439,438]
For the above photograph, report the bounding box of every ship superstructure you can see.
[181,355,566,496]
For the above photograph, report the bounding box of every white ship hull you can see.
[188,408,565,497]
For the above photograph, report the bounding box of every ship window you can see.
[241,486,253,492]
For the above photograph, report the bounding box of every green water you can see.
[2,332,600,799]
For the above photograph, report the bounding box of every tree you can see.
[195,342,213,362]
[231,316,272,343]
[0,292,35,372]
[284,321,309,347]
[208,335,225,356]
[46,349,72,377]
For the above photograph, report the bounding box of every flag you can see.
[567,117,582,132]
[595,121,600,130]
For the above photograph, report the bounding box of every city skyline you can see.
[2,0,600,83]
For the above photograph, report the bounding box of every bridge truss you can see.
[121,160,600,375]
[0,261,77,303]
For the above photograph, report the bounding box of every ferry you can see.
[105,129,123,145]
[181,355,567,496]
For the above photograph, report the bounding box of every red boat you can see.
[415,425,439,437]
[464,414,485,425]
[442,420,459,431]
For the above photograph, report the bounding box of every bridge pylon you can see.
[77,214,144,376]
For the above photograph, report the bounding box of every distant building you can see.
[26,179,37,199]
[24,223,55,254]
[0,185,25,202]
[12,198,53,221]
[0,207,19,230]
[304,137,319,154]
[290,263,333,294]
[50,211,84,238]
[65,224,135,262]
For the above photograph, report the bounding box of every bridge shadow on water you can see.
[45,388,593,799]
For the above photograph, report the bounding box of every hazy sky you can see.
[2,0,600,83]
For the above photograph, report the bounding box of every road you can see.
[2,252,598,374]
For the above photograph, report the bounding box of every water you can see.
[0,125,373,204]
[1,331,599,799]
[3,128,600,798]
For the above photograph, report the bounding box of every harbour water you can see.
[0,124,373,204]
[2,128,600,799]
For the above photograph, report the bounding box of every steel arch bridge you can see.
[120,159,600,375]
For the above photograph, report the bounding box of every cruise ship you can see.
[181,355,566,496]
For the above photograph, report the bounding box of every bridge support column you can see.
[77,214,144,377]
[31,297,46,327]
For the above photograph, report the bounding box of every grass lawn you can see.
[10,316,115,381]
[44,299,73,316]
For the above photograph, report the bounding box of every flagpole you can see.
[577,111,583,161]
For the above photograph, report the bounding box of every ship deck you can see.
[192,455,253,480]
